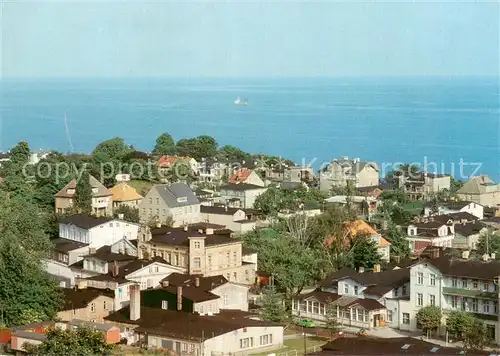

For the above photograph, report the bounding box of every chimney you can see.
[118,213,124,220]
[195,277,200,287]
[156,221,161,228]
[206,228,214,235]
[462,250,470,259]
[184,226,188,232]
[482,254,490,262]
[163,280,169,287]
[358,267,365,273]
[89,247,96,255]
[129,284,141,321]
[177,286,183,311]
[112,261,119,277]
[225,205,228,212]
[373,264,380,273]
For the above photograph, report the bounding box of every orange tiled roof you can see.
[157,155,179,168]
[325,219,390,248]
[229,168,253,184]
[109,182,143,202]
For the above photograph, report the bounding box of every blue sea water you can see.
[0,77,498,180]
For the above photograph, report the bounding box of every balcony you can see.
[442,287,497,299]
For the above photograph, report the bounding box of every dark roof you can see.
[84,245,137,262]
[441,201,478,209]
[411,220,448,229]
[161,273,227,291]
[52,238,88,253]
[83,257,168,284]
[445,212,479,222]
[159,285,220,303]
[105,306,279,341]
[59,214,113,229]
[454,222,486,237]
[279,181,303,190]
[150,227,239,247]
[345,298,385,311]
[155,183,199,208]
[201,205,242,215]
[60,287,114,310]
[319,267,358,287]
[296,291,342,304]
[310,337,487,355]
[69,319,117,331]
[186,222,227,230]
[220,183,265,191]
[356,185,382,192]
[425,255,500,279]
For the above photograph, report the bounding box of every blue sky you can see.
[1,1,498,77]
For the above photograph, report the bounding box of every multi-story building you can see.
[138,183,201,226]
[57,287,115,323]
[219,183,268,209]
[406,220,455,253]
[457,175,500,208]
[319,157,379,192]
[396,172,451,201]
[424,201,484,220]
[200,205,257,234]
[198,158,228,184]
[55,175,113,216]
[137,225,257,285]
[109,181,143,209]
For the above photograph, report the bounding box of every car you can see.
[297,319,316,328]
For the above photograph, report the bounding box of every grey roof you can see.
[12,331,47,341]
[279,181,303,190]
[155,183,199,208]
[52,237,89,252]
[220,183,265,191]
[59,214,113,229]
[331,159,378,174]
[69,319,116,331]
[55,175,112,198]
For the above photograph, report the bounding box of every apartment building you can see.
[137,225,257,285]
[396,172,451,201]
[319,157,379,192]
[457,175,500,207]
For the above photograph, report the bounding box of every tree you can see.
[9,141,31,165]
[176,135,218,161]
[91,137,133,162]
[114,205,140,223]
[0,192,62,326]
[324,300,340,338]
[259,286,287,323]
[445,311,475,340]
[350,235,382,270]
[463,320,491,350]
[476,231,500,256]
[415,305,442,336]
[450,178,464,196]
[385,223,411,259]
[217,145,249,162]
[24,326,115,355]
[152,133,176,157]
[164,159,197,184]
[75,170,93,214]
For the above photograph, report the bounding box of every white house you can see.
[406,220,455,253]
[219,183,268,209]
[58,214,140,248]
[319,157,379,192]
[424,201,484,220]
[453,222,489,250]
[229,168,265,187]
[200,205,257,234]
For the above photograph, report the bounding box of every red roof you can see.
[229,168,253,184]
[157,155,179,168]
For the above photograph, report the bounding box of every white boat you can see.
[234,96,248,106]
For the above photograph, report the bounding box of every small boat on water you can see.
[234,96,248,106]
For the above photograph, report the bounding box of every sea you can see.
[1,77,498,180]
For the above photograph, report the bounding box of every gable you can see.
[124,262,184,279]
[110,238,138,256]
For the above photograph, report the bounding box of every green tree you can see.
[217,145,249,162]
[75,170,93,214]
[463,320,491,350]
[416,306,442,336]
[152,133,176,157]
[324,300,340,338]
[259,286,287,323]
[24,326,115,355]
[114,205,140,223]
[476,232,500,256]
[163,159,197,184]
[9,141,31,165]
[350,234,382,270]
[385,223,411,259]
[176,135,218,161]
[91,137,133,162]
[450,178,464,196]
[445,311,475,340]
[0,192,62,326]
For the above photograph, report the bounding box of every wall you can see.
[59,220,139,248]
[244,171,265,187]
[57,295,115,323]
[170,205,202,227]
[194,299,220,315]
[211,283,249,312]
[55,197,73,213]
[11,336,44,352]
[127,262,183,290]
[91,196,113,216]
[43,252,95,287]
[357,166,380,188]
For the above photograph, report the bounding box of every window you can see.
[394,288,399,297]
[417,293,423,306]
[417,272,423,285]
[240,337,254,349]
[194,241,201,249]
[156,198,159,205]
[484,282,490,291]
[208,255,212,267]
[167,252,171,263]
[312,302,319,314]
[472,299,478,312]
[402,313,410,324]
[155,266,159,273]
[387,310,393,322]
[233,251,237,261]
[109,223,113,227]
[451,296,458,308]
[90,303,95,312]
[452,277,458,287]
[430,274,436,286]
[461,299,467,311]
[344,284,349,294]
[495,302,499,314]
[260,334,273,346]
[194,257,201,269]
[462,278,468,289]
[226,252,230,265]
[429,295,436,306]
[162,300,168,310]
[182,343,188,352]
[233,272,237,281]
[473,279,478,289]
[103,301,107,310]
[357,309,363,322]
[223,294,228,306]
[174,253,179,265]
[483,301,490,313]
[364,310,368,322]
[354,286,359,295]
[402,285,407,295]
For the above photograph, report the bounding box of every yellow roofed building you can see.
[109,182,143,209]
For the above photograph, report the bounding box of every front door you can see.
[175,341,181,354]
[373,314,380,327]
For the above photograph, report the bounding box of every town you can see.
[0,135,499,356]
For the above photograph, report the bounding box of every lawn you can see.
[128,179,154,196]
[402,200,425,214]
[250,336,327,356]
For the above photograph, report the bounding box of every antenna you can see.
[64,112,74,152]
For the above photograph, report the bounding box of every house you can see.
[198,158,228,184]
[424,200,484,219]
[57,287,115,323]
[292,265,409,330]
[325,195,378,217]
[157,155,198,174]
[55,175,113,216]
[137,225,257,285]
[109,182,143,209]
[406,220,455,253]
[319,157,379,192]
[229,168,265,187]
[396,172,451,201]
[284,166,315,183]
[58,214,140,247]
[139,183,201,226]
[457,175,500,207]
[158,273,249,311]
[343,220,391,261]
[453,222,488,250]
[28,150,51,165]
[200,205,257,234]
[104,284,284,354]
[309,337,489,356]
[356,185,384,199]
[219,183,268,209]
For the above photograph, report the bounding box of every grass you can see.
[402,200,425,214]
[250,336,327,356]
[128,179,154,196]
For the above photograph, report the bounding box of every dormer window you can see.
[92,188,98,194]
[67,188,75,195]
[177,197,188,203]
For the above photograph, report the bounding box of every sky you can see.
[1,0,499,78]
